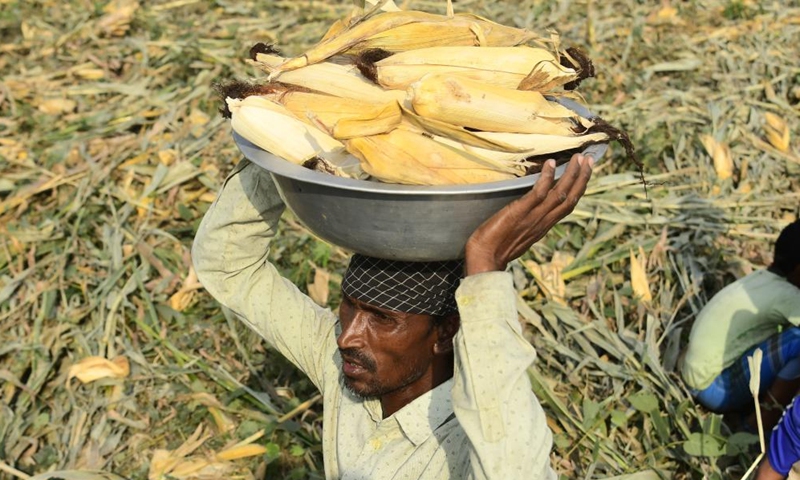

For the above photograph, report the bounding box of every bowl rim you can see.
[232,97,608,196]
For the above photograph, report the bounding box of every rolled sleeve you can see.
[192,160,338,391]
[452,272,555,479]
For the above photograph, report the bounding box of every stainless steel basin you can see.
[233,99,607,261]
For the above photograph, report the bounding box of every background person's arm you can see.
[192,160,338,391]
[756,459,787,480]
[762,396,800,480]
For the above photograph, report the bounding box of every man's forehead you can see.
[343,293,416,318]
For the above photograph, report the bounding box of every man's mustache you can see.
[339,348,377,372]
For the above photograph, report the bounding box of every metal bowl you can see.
[233,99,607,261]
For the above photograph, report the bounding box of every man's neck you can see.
[767,264,785,276]
[789,270,800,290]
[380,363,453,418]
[768,264,800,289]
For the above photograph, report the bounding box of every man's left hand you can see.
[464,153,594,276]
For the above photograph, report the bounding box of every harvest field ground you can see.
[1,0,799,479]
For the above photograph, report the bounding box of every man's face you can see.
[337,294,440,399]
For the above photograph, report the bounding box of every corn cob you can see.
[409,74,589,135]
[470,130,609,155]
[428,134,538,166]
[359,45,577,90]
[345,129,517,185]
[322,0,402,42]
[400,104,608,155]
[404,122,602,169]
[399,105,521,151]
[321,16,356,43]
[228,96,341,163]
[342,14,541,55]
[269,11,541,79]
[393,120,530,172]
[249,53,404,104]
[268,11,446,78]
[274,90,402,139]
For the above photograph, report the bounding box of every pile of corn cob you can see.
[222,0,632,186]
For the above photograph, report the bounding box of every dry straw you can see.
[0,0,798,479]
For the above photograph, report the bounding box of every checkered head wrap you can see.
[341,254,465,316]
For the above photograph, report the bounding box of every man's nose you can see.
[337,311,367,350]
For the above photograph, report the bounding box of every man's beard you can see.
[339,348,426,400]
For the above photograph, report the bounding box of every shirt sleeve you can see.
[451,271,556,480]
[769,395,800,476]
[192,160,338,392]
[775,282,800,326]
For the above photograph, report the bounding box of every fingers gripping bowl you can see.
[233,99,607,262]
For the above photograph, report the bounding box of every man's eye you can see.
[372,312,393,324]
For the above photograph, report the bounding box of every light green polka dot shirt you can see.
[193,161,556,480]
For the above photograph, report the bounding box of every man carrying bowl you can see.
[193,154,594,479]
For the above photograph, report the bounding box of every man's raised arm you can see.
[453,155,593,479]
[192,160,337,391]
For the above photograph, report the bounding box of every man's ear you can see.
[433,314,460,355]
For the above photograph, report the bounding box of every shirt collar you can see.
[392,378,455,446]
[362,396,383,423]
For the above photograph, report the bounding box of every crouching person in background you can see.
[681,220,800,432]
